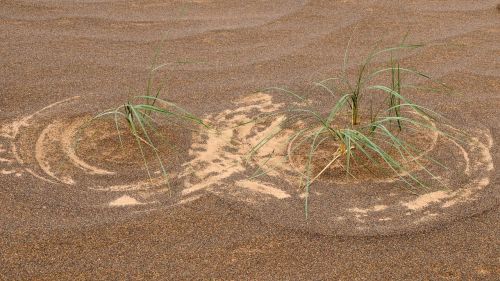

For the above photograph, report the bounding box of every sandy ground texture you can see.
[1,0,499,280]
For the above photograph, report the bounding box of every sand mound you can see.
[181,92,496,236]
[0,96,196,209]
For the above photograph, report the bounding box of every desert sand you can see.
[1,0,499,280]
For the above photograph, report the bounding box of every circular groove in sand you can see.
[181,92,496,235]
[0,93,496,235]
[0,97,185,207]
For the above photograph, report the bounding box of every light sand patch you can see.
[349,205,389,222]
[109,195,142,207]
[479,134,494,171]
[181,92,291,200]
[349,205,388,214]
[402,191,450,210]
[476,267,491,276]
[35,121,75,185]
[10,142,24,165]
[179,194,203,204]
[0,157,13,164]
[182,124,242,195]
[442,177,490,208]
[1,169,16,175]
[415,212,439,223]
[236,179,290,199]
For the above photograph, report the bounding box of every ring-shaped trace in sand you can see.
[181,92,496,236]
[0,93,496,235]
[0,96,197,208]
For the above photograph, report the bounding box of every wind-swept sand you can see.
[1,0,499,279]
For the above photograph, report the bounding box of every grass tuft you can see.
[251,40,455,217]
[83,59,208,191]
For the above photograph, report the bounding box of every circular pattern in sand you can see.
[182,92,496,236]
[0,96,198,209]
[0,93,496,236]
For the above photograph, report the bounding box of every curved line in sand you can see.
[250,113,442,186]
[10,143,24,165]
[24,168,59,185]
[21,112,170,192]
[1,96,179,209]
[132,194,203,214]
[35,121,75,185]
[0,96,80,140]
[90,176,171,192]
[1,96,81,182]
[402,129,493,211]
[448,138,471,176]
[0,96,120,188]
[60,119,115,176]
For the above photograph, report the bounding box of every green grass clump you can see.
[89,60,208,187]
[250,40,454,216]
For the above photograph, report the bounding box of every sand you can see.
[1,0,499,280]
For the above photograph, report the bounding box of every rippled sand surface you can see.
[1,1,499,279]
